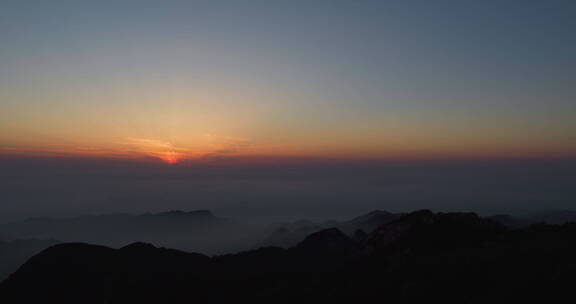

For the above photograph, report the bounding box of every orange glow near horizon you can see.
[1,111,575,164]
[163,153,178,164]
[1,136,575,164]
[1,78,575,163]
[157,151,180,164]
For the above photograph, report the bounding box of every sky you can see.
[0,1,575,220]
[1,0,574,163]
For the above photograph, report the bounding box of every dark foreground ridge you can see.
[2,210,576,303]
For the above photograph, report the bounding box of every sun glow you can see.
[122,138,188,164]
[157,150,180,164]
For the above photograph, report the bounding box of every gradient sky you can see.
[1,0,575,163]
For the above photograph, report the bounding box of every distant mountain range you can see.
[0,210,262,255]
[258,209,576,248]
[4,209,576,303]
[1,209,219,240]
[259,210,399,248]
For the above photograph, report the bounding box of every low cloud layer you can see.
[0,156,574,222]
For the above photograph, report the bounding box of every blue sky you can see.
[0,0,575,160]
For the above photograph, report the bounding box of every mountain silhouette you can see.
[0,238,60,281]
[259,209,399,248]
[295,227,360,258]
[338,209,399,235]
[4,209,576,303]
[364,210,503,254]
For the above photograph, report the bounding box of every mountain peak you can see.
[120,242,157,251]
[296,228,359,255]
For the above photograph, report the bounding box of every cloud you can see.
[0,135,256,164]
[201,135,252,160]
[121,136,254,163]
[121,138,193,163]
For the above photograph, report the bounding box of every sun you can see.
[159,151,179,164]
